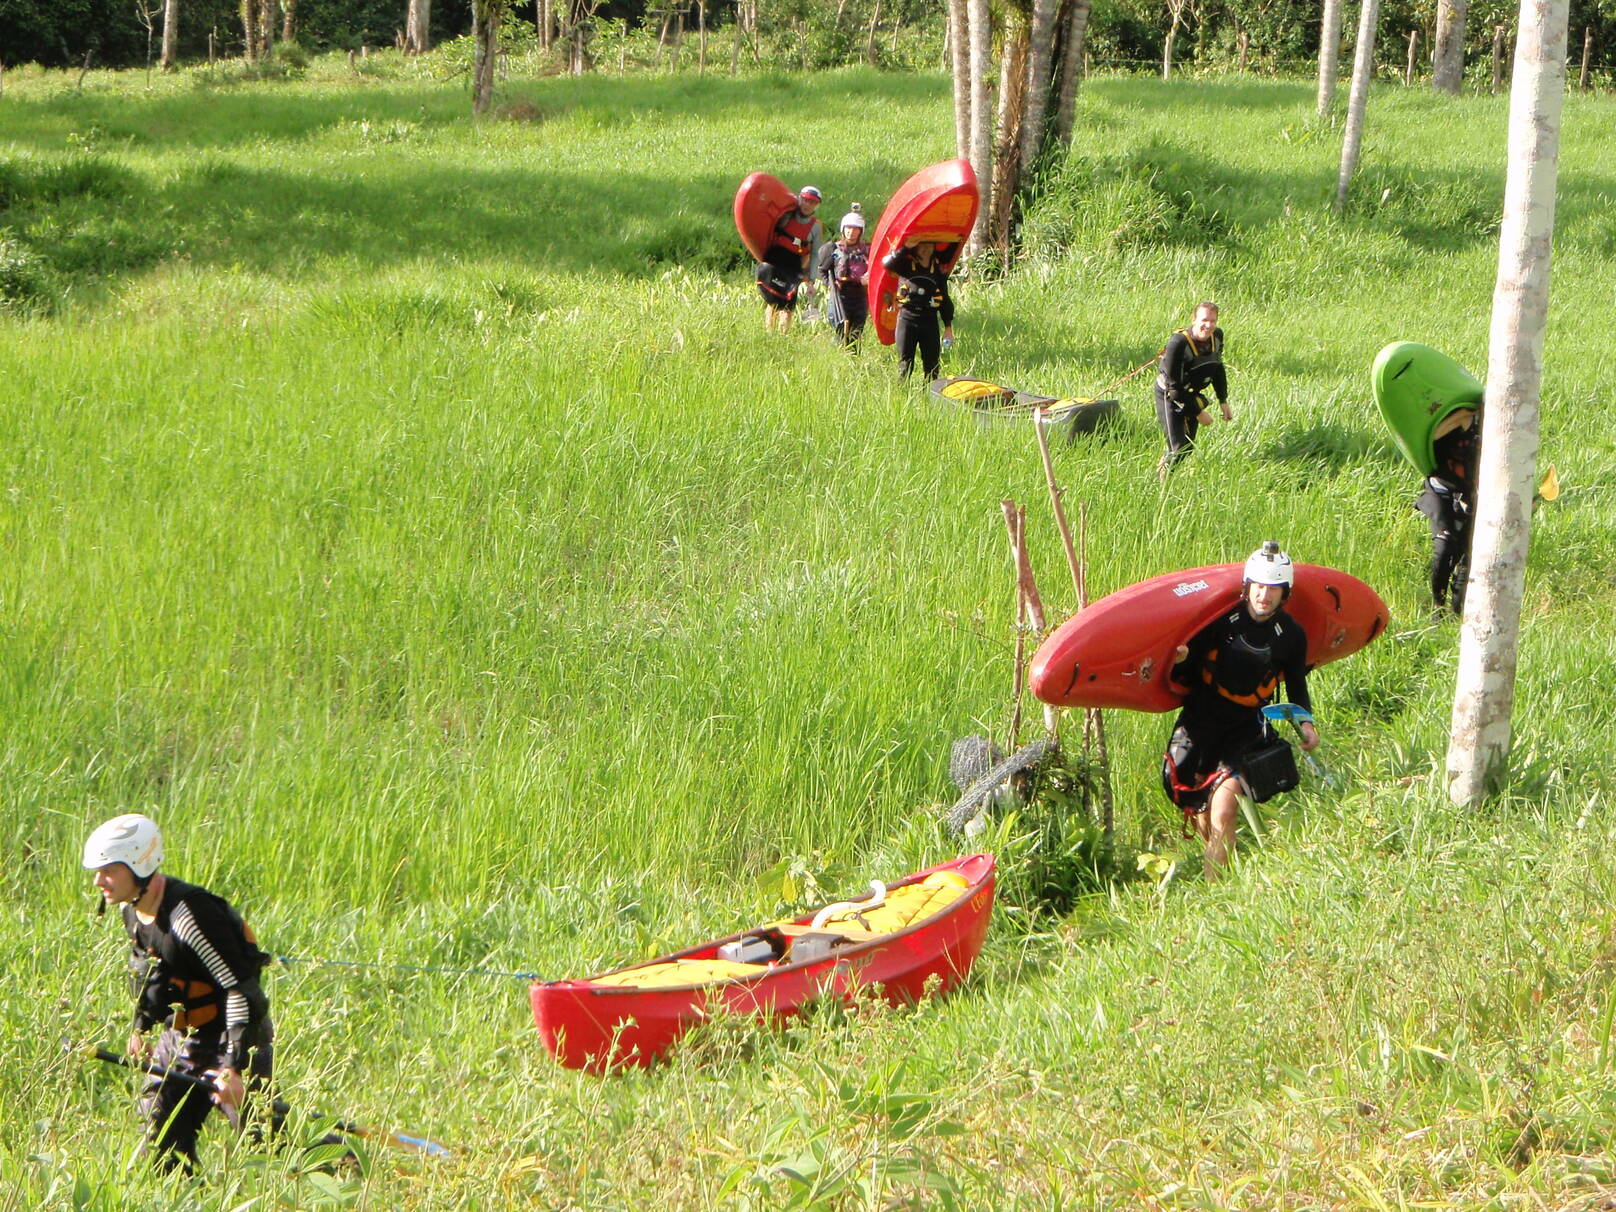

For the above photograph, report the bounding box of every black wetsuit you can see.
[123,877,275,1171]
[1415,414,1480,611]
[816,239,870,345]
[1161,602,1311,812]
[1155,327,1228,469]
[883,248,954,379]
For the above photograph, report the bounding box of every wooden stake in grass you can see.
[1001,500,1053,750]
[1033,409,1112,826]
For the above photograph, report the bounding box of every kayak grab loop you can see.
[810,881,888,929]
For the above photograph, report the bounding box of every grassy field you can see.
[3,55,1616,1209]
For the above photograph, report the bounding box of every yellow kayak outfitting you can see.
[930,375,1120,439]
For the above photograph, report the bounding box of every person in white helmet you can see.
[83,813,275,1173]
[815,205,871,346]
[1160,543,1321,879]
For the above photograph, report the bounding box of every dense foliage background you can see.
[5,0,1616,80]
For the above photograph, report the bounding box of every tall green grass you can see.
[1,59,1614,1209]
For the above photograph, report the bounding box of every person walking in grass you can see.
[84,813,277,1173]
[816,205,871,347]
[1160,543,1320,879]
[882,238,956,380]
[757,185,824,334]
[1155,301,1231,480]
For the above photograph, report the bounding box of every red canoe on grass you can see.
[531,853,995,1072]
[866,159,979,346]
[1029,563,1389,712]
[733,171,799,263]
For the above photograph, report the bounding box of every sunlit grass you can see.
[1,58,1614,1209]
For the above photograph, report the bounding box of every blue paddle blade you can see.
[1261,703,1314,725]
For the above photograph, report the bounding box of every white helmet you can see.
[1242,541,1295,588]
[83,813,164,878]
[839,211,865,231]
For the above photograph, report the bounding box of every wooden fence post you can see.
[1579,25,1592,89]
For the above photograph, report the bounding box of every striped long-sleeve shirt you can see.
[125,876,270,1069]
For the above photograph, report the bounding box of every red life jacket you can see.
[770,210,818,258]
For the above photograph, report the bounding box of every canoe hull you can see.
[733,172,798,264]
[1371,341,1484,476]
[532,853,995,1072]
[866,160,979,346]
[1029,564,1389,712]
[930,376,1120,438]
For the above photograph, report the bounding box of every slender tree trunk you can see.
[1432,0,1468,91]
[1317,0,1344,115]
[1019,0,1060,174]
[990,11,1030,250]
[406,0,431,53]
[280,0,295,41]
[1055,0,1092,145]
[698,1,707,74]
[1577,24,1590,88]
[1238,28,1249,69]
[241,0,260,61]
[160,0,180,68]
[257,0,275,51]
[472,0,501,113]
[865,0,883,64]
[1405,28,1418,84]
[950,0,970,159]
[1492,23,1506,90]
[1448,0,1568,807]
[966,0,994,256]
[1335,0,1381,211]
[1162,21,1177,78]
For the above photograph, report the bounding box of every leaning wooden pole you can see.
[1033,410,1113,824]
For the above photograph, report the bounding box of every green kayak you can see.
[1371,342,1484,475]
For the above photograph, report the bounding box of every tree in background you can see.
[1448,0,1568,805]
[161,0,182,67]
[1432,0,1469,90]
[1318,0,1343,113]
[1055,0,1092,145]
[1335,0,1380,210]
[406,0,431,52]
[472,0,503,110]
[966,0,994,255]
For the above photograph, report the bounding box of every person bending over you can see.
[1155,301,1231,479]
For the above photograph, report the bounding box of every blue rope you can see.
[272,954,543,982]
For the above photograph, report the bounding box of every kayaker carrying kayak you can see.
[883,238,956,380]
[757,185,824,335]
[1155,302,1231,480]
[1161,542,1320,880]
[1416,405,1481,612]
[84,814,277,1173]
[816,206,871,347]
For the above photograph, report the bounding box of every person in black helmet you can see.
[1160,543,1320,879]
[882,238,956,380]
[84,813,276,1173]
[1155,302,1231,479]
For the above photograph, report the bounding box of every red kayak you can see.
[866,159,979,345]
[531,853,995,1072]
[1029,563,1389,712]
[733,171,799,263]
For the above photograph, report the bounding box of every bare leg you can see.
[1193,777,1242,880]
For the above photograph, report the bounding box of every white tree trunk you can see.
[1055,0,1092,145]
[950,0,970,159]
[1317,0,1344,114]
[406,0,431,53]
[1432,0,1469,92]
[1447,0,1568,806]
[1334,0,1381,211]
[160,0,180,67]
[1162,23,1177,78]
[966,0,994,255]
[1020,0,1060,171]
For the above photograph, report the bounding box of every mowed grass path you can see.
[2,62,1615,1209]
